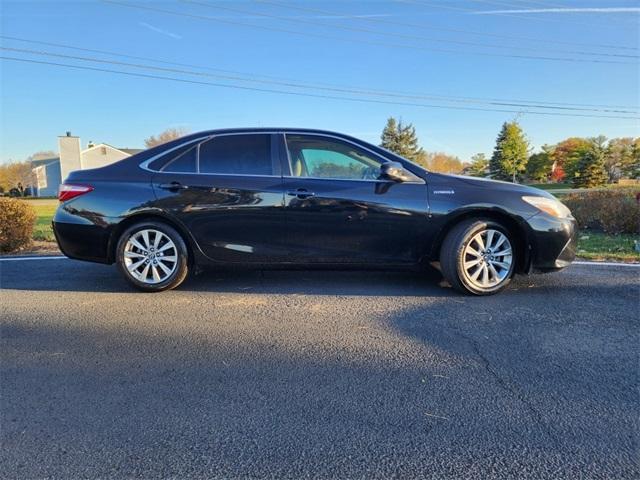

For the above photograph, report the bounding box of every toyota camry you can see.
[52,128,577,295]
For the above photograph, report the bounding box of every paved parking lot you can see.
[1,258,638,479]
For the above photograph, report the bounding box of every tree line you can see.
[380,117,639,188]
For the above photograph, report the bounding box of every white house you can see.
[32,132,142,196]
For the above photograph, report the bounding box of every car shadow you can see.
[1,259,457,297]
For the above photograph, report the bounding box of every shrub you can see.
[0,198,37,253]
[562,188,640,234]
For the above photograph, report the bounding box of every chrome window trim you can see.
[140,131,281,177]
[139,135,212,173]
[282,131,425,184]
[282,175,424,184]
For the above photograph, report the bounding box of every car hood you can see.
[431,173,556,199]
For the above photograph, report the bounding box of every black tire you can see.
[440,218,516,296]
[116,221,189,292]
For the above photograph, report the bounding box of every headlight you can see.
[522,195,572,218]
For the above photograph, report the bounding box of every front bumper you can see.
[526,214,578,272]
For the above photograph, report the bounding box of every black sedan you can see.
[52,128,577,295]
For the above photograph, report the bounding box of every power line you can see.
[184,0,637,59]
[100,0,636,65]
[400,0,639,30]
[1,55,637,120]
[1,35,635,112]
[255,0,638,53]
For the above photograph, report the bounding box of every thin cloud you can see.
[473,7,640,15]
[139,22,182,40]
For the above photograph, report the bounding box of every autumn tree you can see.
[0,161,36,195]
[490,121,529,183]
[144,127,189,148]
[466,153,489,177]
[424,152,464,174]
[379,117,425,162]
[550,137,591,183]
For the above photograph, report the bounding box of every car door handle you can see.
[287,189,315,199]
[158,182,189,191]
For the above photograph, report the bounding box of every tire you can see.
[440,218,516,296]
[116,221,189,292]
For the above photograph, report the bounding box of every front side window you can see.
[286,134,383,180]
[199,134,272,175]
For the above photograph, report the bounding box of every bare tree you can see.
[144,127,189,148]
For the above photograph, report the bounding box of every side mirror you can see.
[380,162,417,182]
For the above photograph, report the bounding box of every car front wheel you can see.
[116,221,189,292]
[440,219,516,295]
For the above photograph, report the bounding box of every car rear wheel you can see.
[440,219,515,295]
[116,221,189,292]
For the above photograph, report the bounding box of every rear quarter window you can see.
[147,141,199,173]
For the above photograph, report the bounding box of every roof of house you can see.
[81,143,143,156]
[118,148,144,155]
[31,157,60,168]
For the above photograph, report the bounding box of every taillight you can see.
[58,183,94,202]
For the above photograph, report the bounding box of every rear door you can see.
[280,133,430,264]
[150,133,286,263]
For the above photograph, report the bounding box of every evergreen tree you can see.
[573,139,607,188]
[379,117,424,162]
[467,153,489,177]
[380,117,399,153]
[490,121,529,183]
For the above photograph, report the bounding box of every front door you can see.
[280,133,430,264]
[151,133,286,263]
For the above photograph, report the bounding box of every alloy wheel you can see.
[123,229,178,284]
[461,229,513,290]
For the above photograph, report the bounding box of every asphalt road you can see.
[1,258,638,479]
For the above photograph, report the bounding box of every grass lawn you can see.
[525,183,570,191]
[23,200,640,262]
[31,203,57,242]
[577,232,640,262]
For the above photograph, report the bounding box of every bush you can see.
[562,188,640,234]
[0,198,37,253]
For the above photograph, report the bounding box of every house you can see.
[31,132,143,197]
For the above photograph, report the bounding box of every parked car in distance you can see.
[52,128,577,295]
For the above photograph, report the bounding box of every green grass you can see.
[577,232,640,262]
[32,203,57,241]
[525,183,570,191]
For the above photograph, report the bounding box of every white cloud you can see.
[473,7,640,15]
[139,22,182,40]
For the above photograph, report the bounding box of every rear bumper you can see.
[52,207,117,264]
[526,214,578,272]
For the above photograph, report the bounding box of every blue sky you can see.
[1,0,638,164]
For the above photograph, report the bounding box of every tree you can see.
[550,137,591,183]
[0,161,35,195]
[424,152,464,174]
[573,138,607,188]
[629,138,640,179]
[379,117,424,162]
[605,137,638,182]
[466,153,489,177]
[144,127,189,148]
[525,146,554,183]
[489,121,529,183]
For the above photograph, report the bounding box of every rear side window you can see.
[199,134,272,175]
[162,145,197,173]
[147,141,198,172]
